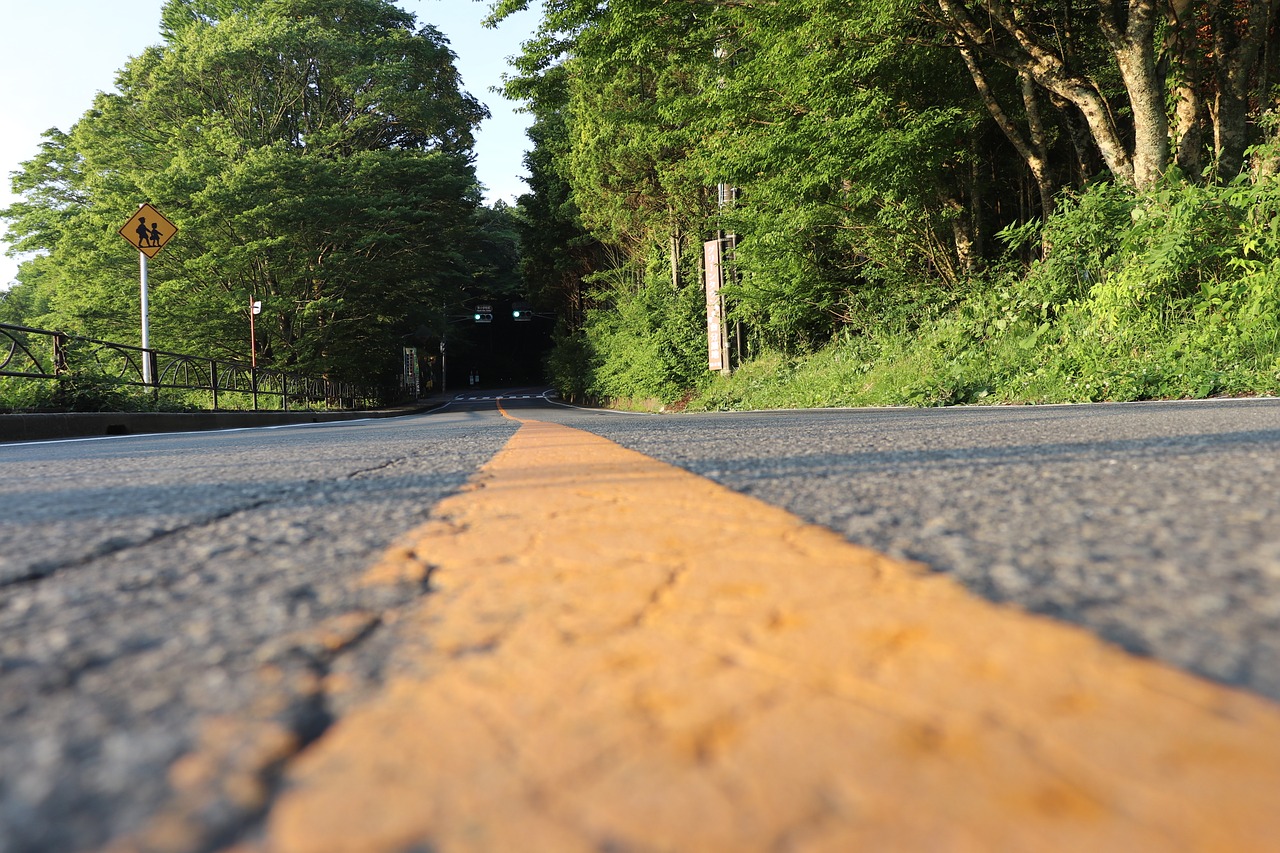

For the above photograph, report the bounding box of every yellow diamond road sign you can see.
[119,203,178,258]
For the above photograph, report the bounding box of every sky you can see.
[0,0,542,289]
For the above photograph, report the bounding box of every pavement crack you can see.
[628,564,690,629]
[459,695,614,848]
[0,496,279,590]
[100,608,402,853]
[342,455,415,480]
[3,449,432,592]
[2,453,424,591]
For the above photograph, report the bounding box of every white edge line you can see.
[539,392,660,415]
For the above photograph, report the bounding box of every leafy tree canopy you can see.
[3,0,491,385]
[498,0,1280,403]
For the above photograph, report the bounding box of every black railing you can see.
[0,322,379,412]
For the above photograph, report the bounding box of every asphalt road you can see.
[539,398,1280,699]
[0,406,519,853]
[3,393,1279,851]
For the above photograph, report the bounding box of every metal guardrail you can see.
[0,322,378,412]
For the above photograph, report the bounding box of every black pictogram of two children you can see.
[135,217,165,248]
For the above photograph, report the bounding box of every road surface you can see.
[2,392,1279,851]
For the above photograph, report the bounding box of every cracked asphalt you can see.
[0,409,517,853]
[3,394,1280,851]
[542,397,1280,700]
[244,406,1280,852]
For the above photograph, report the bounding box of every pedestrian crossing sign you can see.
[119,203,178,258]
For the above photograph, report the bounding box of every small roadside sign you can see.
[119,203,178,258]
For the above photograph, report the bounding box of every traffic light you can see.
[473,312,493,323]
[512,300,534,321]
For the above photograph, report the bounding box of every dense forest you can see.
[0,0,523,396]
[494,0,1280,407]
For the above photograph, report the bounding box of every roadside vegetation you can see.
[693,174,1280,410]
[5,1,1278,412]
[493,0,1280,410]
[1,0,521,398]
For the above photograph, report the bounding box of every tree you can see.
[2,0,488,384]
[1197,0,1278,180]
[495,0,992,359]
[926,0,1166,189]
[493,0,1280,403]
[929,0,1279,189]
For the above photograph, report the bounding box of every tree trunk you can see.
[969,141,985,261]
[1208,0,1277,180]
[1049,93,1104,185]
[953,40,1056,224]
[1168,0,1204,178]
[1063,81,1137,186]
[1020,70,1057,224]
[1118,49,1170,188]
[1098,0,1169,189]
[933,0,1138,186]
[669,230,681,290]
[951,212,977,274]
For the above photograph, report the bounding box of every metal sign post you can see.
[118,204,178,385]
[139,253,151,382]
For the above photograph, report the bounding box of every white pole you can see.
[140,251,152,384]
[249,295,257,368]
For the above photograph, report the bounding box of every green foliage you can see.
[467,202,525,299]
[2,0,487,387]
[504,0,988,394]
[704,0,975,291]
[690,175,1280,410]
[498,1,1280,407]
[543,249,705,405]
[0,368,197,413]
[589,274,705,403]
[14,377,163,413]
[543,325,594,402]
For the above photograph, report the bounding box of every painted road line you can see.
[242,415,1279,852]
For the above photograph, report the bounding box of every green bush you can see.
[687,175,1280,411]
[0,375,159,413]
[547,249,707,406]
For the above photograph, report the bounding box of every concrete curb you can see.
[0,400,451,443]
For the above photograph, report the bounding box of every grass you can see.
[685,307,1280,412]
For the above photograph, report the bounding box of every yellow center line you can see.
[242,415,1280,852]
